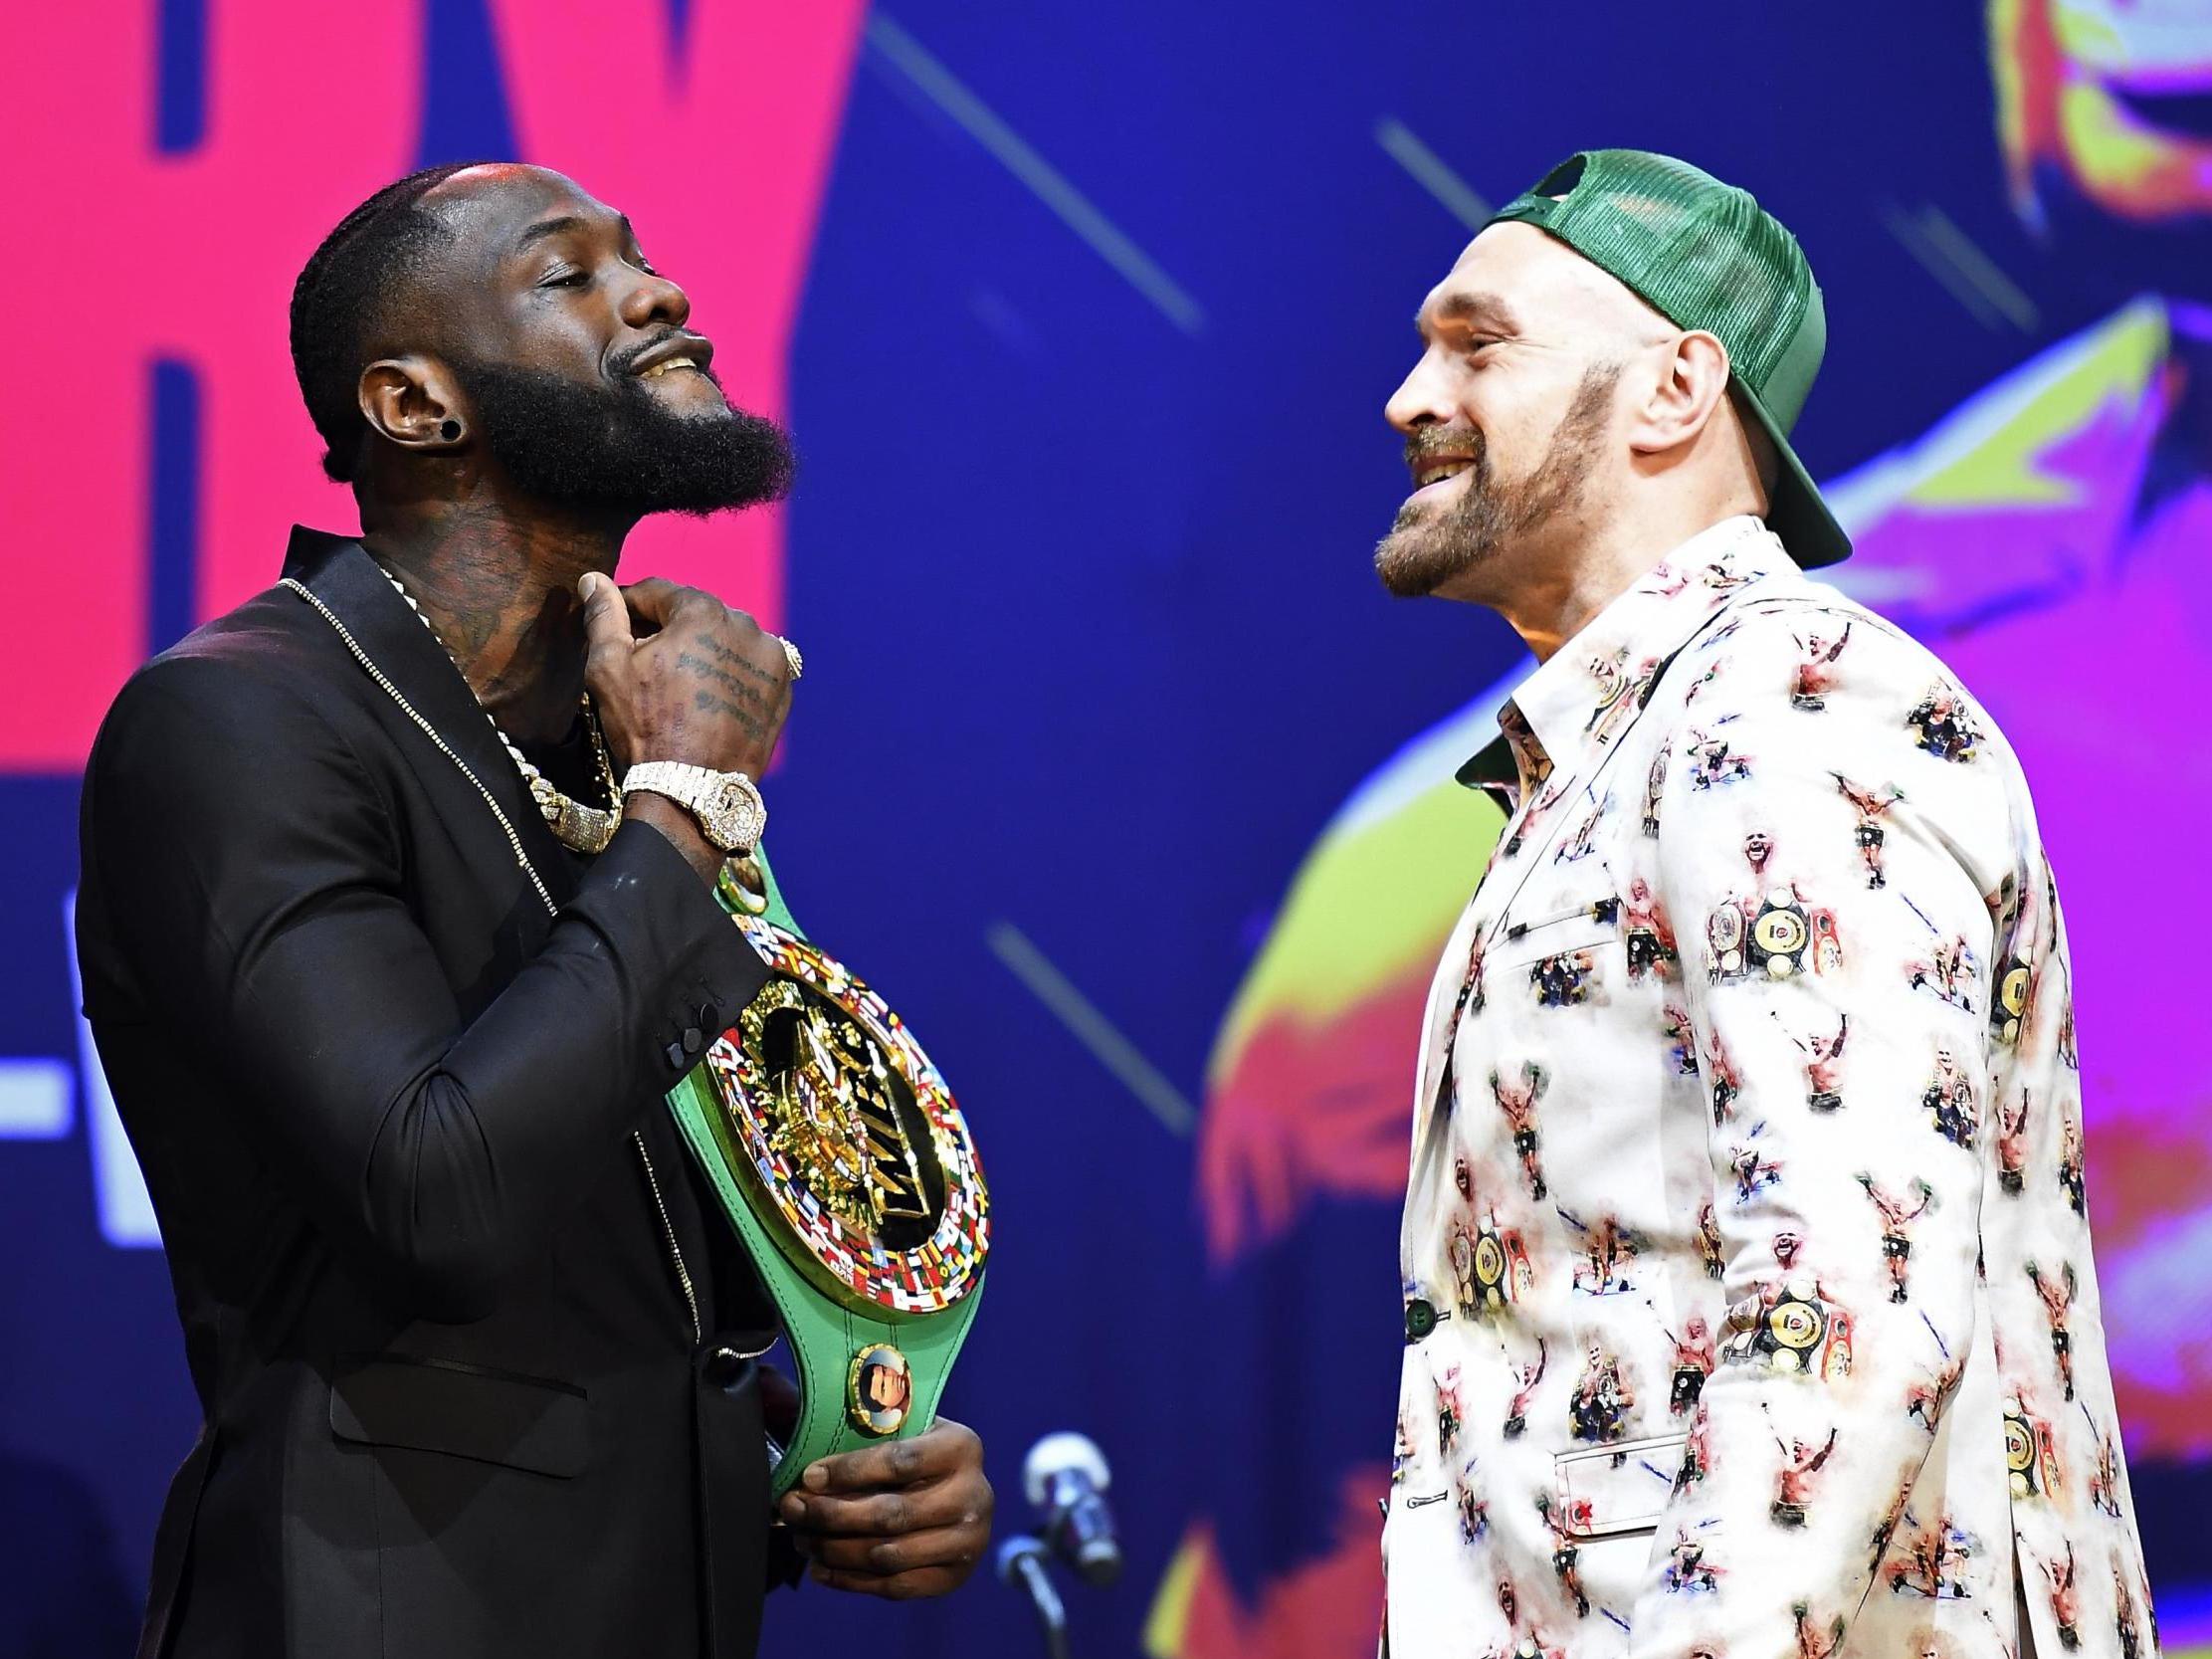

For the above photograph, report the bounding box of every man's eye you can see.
[540,269,588,289]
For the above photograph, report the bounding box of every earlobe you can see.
[1657,332,1732,450]
[358,356,465,455]
[1683,332,1733,431]
[1623,333,1730,460]
[1623,352,1690,457]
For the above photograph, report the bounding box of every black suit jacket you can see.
[76,529,785,1659]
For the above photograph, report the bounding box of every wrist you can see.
[623,791,723,886]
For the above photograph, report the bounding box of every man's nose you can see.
[619,267,692,332]
[1385,352,1455,434]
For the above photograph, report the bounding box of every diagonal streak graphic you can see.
[1881,201,2038,333]
[1910,202,2039,332]
[986,921,1198,1137]
[1375,116,1494,230]
[869,14,1208,336]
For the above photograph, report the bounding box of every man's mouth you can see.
[627,332,716,381]
[1412,458,1475,490]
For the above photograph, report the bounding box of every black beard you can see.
[1374,363,1618,599]
[453,356,795,518]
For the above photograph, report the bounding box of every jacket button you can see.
[681,1026,704,1056]
[665,1040,687,1069]
[1404,1298,1439,1344]
[696,1002,717,1030]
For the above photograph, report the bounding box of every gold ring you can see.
[778,635,803,681]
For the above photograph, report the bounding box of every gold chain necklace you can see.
[376,565,623,854]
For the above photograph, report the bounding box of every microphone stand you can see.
[997,1535,1073,1659]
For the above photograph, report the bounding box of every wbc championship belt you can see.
[664,851,989,1496]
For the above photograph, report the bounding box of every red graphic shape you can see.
[0,0,864,771]
[1199,967,1428,1265]
[1158,1470,1387,1659]
[484,0,866,620]
[1,2,418,771]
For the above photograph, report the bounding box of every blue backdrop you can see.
[2,2,2206,1655]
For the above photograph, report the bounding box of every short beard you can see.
[1373,362,1619,599]
[453,356,795,518]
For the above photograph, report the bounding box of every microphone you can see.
[996,1535,1071,1659]
[1022,1431,1123,1587]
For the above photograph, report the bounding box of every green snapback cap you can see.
[1488,148,1849,568]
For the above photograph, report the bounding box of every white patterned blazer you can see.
[1382,518,2155,1659]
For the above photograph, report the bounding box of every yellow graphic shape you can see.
[1885,300,2165,511]
[1208,757,1506,1088]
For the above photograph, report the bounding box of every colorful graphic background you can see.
[0,2,2204,1654]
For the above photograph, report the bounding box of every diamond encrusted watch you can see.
[622,762,767,854]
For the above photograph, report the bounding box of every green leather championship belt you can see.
[665,850,989,1496]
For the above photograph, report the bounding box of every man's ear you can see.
[358,355,469,456]
[1626,330,1732,460]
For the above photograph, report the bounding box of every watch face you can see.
[705,776,762,851]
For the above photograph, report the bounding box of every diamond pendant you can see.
[529,774,620,854]
[549,796,621,854]
[376,562,625,857]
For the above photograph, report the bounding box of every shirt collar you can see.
[1458,517,1791,793]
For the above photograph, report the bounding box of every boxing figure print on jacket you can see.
[1384,517,2154,1659]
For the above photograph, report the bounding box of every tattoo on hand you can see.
[694,687,767,740]
[688,634,779,684]
[676,649,777,710]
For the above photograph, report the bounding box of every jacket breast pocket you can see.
[329,1351,589,1479]
[1490,890,1622,1010]
[1493,888,1620,954]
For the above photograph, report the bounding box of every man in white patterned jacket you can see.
[1372,148,2155,1659]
